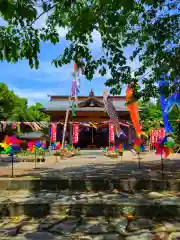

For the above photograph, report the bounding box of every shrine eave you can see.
[43,107,129,112]
[43,98,128,112]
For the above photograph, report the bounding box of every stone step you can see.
[0,178,179,192]
[1,215,180,240]
[0,190,180,219]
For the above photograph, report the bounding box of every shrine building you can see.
[44,90,135,149]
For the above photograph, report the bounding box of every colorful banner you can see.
[51,123,57,142]
[109,123,115,143]
[73,123,79,144]
[71,63,80,98]
[150,128,165,144]
[159,80,174,134]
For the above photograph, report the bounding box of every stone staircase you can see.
[81,150,102,158]
[0,176,180,239]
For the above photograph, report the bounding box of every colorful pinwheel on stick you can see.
[0,142,12,154]
[0,136,22,154]
[133,137,141,154]
[153,135,175,177]
[52,142,61,150]
[153,136,175,159]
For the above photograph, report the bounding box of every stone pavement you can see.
[0,151,180,239]
[0,190,180,240]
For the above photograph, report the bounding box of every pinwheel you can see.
[132,137,142,169]
[52,142,61,150]
[0,142,12,154]
[153,136,175,176]
[154,136,174,159]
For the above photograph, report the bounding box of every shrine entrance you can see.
[78,126,109,149]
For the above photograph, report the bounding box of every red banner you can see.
[109,123,115,143]
[51,123,57,142]
[73,123,79,144]
[150,128,165,144]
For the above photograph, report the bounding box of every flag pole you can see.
[61,62,80,149]
[62,91,71,149]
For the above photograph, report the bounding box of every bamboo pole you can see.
[61,87,73,149]
[161,153,164,178]
[61,108,70,149]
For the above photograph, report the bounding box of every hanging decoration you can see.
[70,62,81,117]
[2,120,178,131]
[71,103,76,117]
[89,122,97,129]
[12,122,17,129]
[158,81,174,134]
[0,121,49,133]
[103,89,126,137]
[73,122,79,144]
[1,121,7,132]
[126,83,144,137]
[163,78,180,114]
[109,123,115,143]
[164,91,180,113]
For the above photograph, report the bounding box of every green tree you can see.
[139,100,180,140]
[0,0,179,99]
[28,103,50,122]
[0,83,49,122]
[139,101,162,133]
[0,82,17,119]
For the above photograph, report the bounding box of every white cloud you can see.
[1,61,74,83]
[7,84,63,106]
[56,27,69,38]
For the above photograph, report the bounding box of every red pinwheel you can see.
[153,136,173,159]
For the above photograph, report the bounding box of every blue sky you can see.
[0,17,139,106]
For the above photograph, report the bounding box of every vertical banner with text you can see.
[73,123,79,144]
[51,123,57,143]
[109,123,115,143]
[150,128,165,144]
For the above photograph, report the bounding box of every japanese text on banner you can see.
[51,123,57,142]
[150,128,165,144]
[73,123,79,143]
[109,123,115,143]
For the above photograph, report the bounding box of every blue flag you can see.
[159,80,173,134]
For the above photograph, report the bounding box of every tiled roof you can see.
[17,132,47,139]
[44,99,128,111]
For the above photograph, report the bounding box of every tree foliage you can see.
[0,0,180,99]
[0,82,49,122]
[139,100,180,141]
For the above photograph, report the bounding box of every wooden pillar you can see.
[62,109,69,149]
